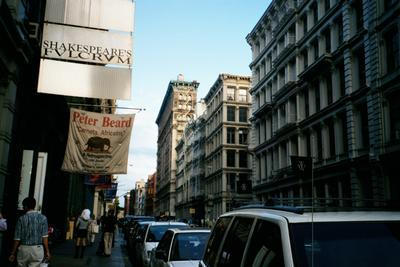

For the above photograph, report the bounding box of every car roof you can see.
[221,208,400,223]
[148,221,188,227]
[167,228,211,234]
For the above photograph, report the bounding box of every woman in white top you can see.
[74,209,91,258]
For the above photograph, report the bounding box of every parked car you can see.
[123,215,155,241]
[200,205,400,267]
[150,228,210,267]
[127,221,153,260]
[135,221,188,267]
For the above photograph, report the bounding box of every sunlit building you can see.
[247,0,400,205]
[156,75,198,217]
[204,74,252,221]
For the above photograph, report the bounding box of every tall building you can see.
[175,110,206,224]
[145,172,156,216]
[156,75,198,217]
[247,0,400,205]
[134,179,146,215]
[204,74,252,221]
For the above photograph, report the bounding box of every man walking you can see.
[8,197,51,266]
[102,210,116,256]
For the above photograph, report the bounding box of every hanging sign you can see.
[62,108,134,174]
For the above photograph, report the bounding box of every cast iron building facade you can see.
[156,75,198,217]
[247,0,400,205]
[175,113,206,224]
[204,74,252,221]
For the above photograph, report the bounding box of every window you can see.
[316,126,323,160]
[385,27,400,73]
[238,89,247,102]
[302,14,308,35]
[324,29,331,53]
[305,90,310,117]
[203,217,232,266]
[358,49,366,88]
[227,106,235,121]
[314,80,321,112]
[227,150,235,167]
[227,173,236,192]
[243,220,284,267]
[339,62,346,97]
[325,0,330,12]
[311,2,318,25]
[354,0,364,32]
[239,107,248,122]
[227,87,235,101]
[217,217,254,267]
[239,151,247,168]
[227,127,235,144]
[302,49,308,69]
[338,16,344,45]
[313,40,319,60]
[326,72,333,104]
[389,92,400,142]
[328,119,336,158]
[360,104,369,148]
[239,128,248,144]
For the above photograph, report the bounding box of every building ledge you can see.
[273,81,297,102]
[252,102,273,118]
[298,54,333,80]
[273,43,296,68]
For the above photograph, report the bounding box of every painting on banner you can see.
[62,108,134,174]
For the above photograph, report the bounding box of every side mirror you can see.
[155,249,167,260]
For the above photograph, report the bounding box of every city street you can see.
[49,231,131,267]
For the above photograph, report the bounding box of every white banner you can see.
[37,59,131,100]
[62,108,134,174]
[45,0,135,32]
[42,23,132,66]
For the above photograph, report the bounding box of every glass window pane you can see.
[217,217,254,267]
[203,217,232,266]
[244,220,284,267]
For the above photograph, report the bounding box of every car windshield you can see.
[146,224,187,242]
[170,232,210,261]
[290,221,400,267]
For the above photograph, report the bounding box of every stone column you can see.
[321,123,330,159]
[266,150,272,180]
[260,152,266,180]
[297,93,305,121]
[320,78,328,109]
[309,86,316,115]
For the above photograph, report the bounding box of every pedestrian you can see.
[0,210,7,232]
[87,214,99,246]
[102,210,116,256]
[74,209,91,258]
[8,197,51,267]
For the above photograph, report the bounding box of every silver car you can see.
[135,221,188,267]
[150,228,210,267]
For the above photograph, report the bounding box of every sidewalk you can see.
[49,231,132,267]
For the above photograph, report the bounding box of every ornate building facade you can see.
[204,74,252,221]
[156,75,198,217]
[247,0,400,205]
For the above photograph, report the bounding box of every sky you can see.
[116,0,270,202]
